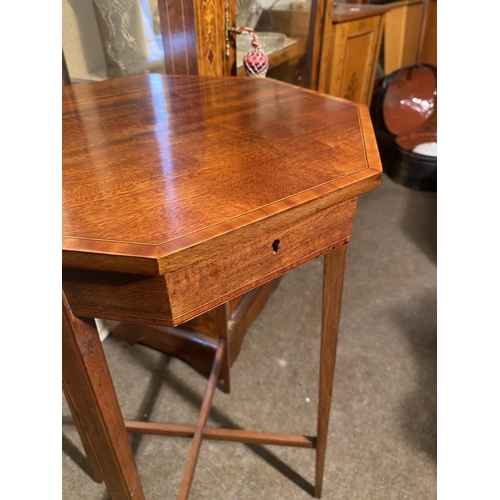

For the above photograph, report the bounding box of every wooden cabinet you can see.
[318,4,387,106]
[156,0,333,89]
[383,0,424,74]
[62,0,334,88]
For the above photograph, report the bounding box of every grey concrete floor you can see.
[62,173,437,499]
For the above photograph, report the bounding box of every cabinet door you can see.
[383,0,423,74]
[63,0,330,87]
[319,14,384,106]
[151,0,330,88]
[62,0,231,81]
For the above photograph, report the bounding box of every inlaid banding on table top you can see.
[62,167,380,276]
[62,75,384,500]
[63,75,382,274]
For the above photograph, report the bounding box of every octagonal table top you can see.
[63,74,381,275]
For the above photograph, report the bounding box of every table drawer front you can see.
[167,198,357,323]
[63,198,357,326]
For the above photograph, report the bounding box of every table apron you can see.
[62,197,357,326]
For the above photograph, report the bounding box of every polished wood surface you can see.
[62,292,145,499]
[178,341,225,500]
[157,0,199,76]
[63,57,277,378]
[63,75,383,499]
[62,197,355,325]
[125,421,315,448]
[214,304,231,393]
[319,4,387,106]
[315,244,347,497]
[63,74,381,325]
[63,74,380,274]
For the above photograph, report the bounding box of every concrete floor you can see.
[62,173,437,499]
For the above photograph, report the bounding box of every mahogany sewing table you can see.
[62,74,382,499]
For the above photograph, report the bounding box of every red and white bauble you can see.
[238,28,269,78]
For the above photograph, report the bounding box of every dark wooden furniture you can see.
[63,74,382,499]
[155,0,333,89]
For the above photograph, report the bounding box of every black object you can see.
[370,64,437,191]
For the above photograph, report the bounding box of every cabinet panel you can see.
[158,0,229,76]
[419,0,436,67]
[334,17,381,104]
[383,0,423,74]
[318,5,386,106]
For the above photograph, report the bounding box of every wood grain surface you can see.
[125,420,315,448]
[319,4,386,106]
[177,341,225,499]
[307,0,335,90]
[62,292,145,499]
[63,74,381,275]
[315,244,347,497]
[62,74,383,499]
[158,0,199,76]
[383,0,423,74]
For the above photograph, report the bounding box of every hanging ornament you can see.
[237,27,269,78]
